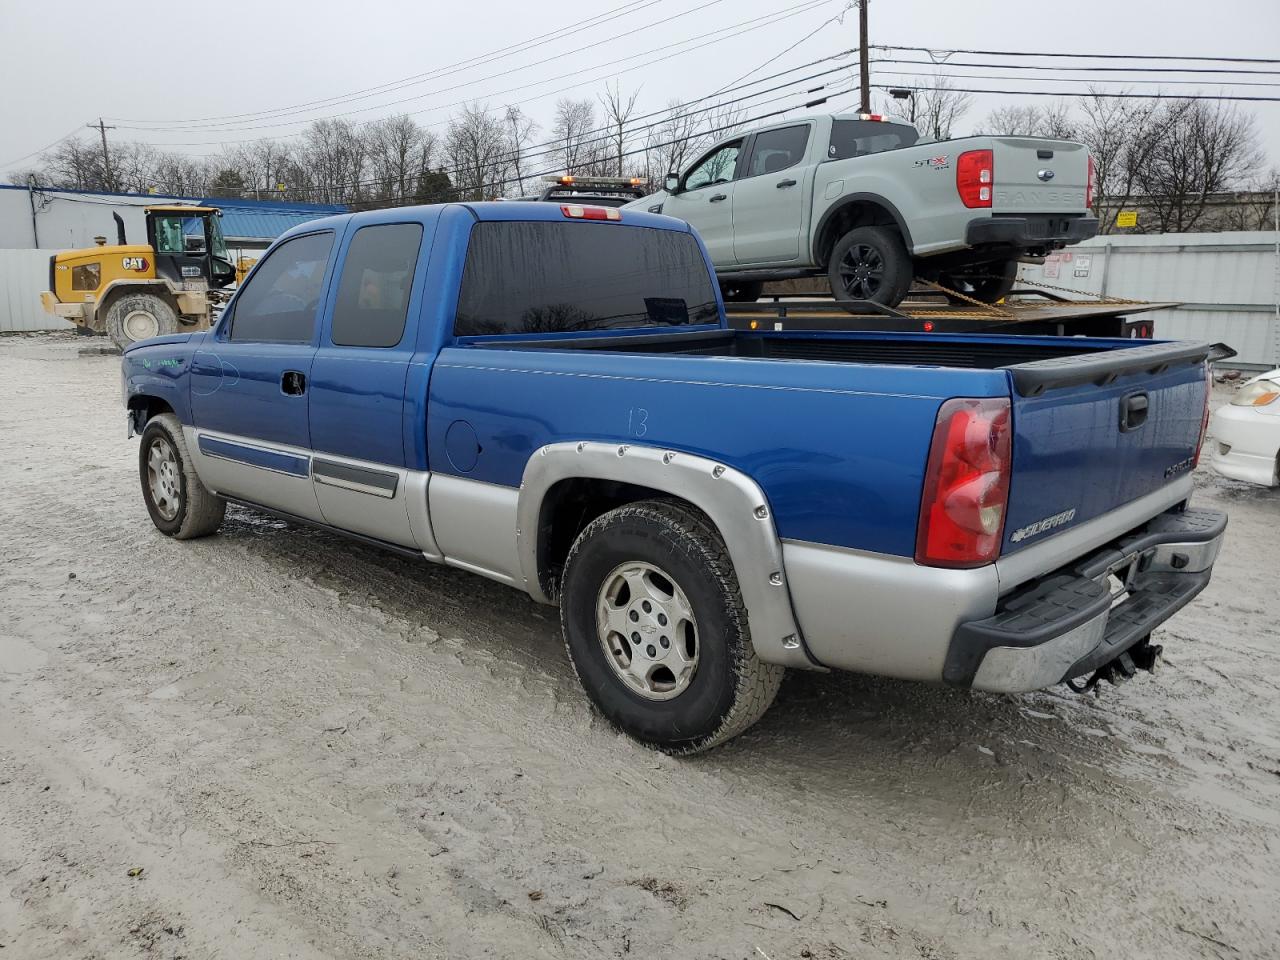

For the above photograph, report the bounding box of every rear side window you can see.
[229,231,333,343]
[331,223,423,348]
[746,125,810,177]
[828,120,919,160]
[454,222,718,337]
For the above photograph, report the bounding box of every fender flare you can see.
[516,441,823,671]
[812,192,915,265]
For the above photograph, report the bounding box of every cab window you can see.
[827,120,918,160]
[153,216,187,255]
[228,231,333,343]
[745,125,810,177]
[331,223,423,348]
[683,140,742,191]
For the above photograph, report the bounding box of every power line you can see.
[115,0,828,135]
[874,82,1280,102]
[105,1,660,126]
[874,68,1280,89]
[872,56,1280,77]
[1,126,86,169]
[874,44,1280,65]
[708,1,853,96]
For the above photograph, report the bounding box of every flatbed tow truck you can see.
[724,281,1170,339]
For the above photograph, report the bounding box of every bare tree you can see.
[504,105,538,196]
[598,82,641,177]
[365,115,427,204]
[445,102,511,200]
[884,76,973,141]
[1137,98,1263,232]
[979,101,1077,139]
[644,100,703,189]
[552,97,598,175]
[1221,169,1280,231]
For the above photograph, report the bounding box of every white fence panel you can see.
[0,249,69,332]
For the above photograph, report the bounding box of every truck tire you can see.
[105,293,179,351]
[719,280,764,303]
[939,259,1018,304]
[138,413,225,539]
[560,499,784,754]
[827,226,912,310]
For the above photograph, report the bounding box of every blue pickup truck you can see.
[121,201,1227,753]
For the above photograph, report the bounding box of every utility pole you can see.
[87,117,116,190]
[858,0,871,113]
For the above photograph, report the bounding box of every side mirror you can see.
[664,173,681,194]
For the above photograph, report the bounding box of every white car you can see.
[1209,369,1280,486]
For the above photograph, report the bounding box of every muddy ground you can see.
[0,332,1276,960]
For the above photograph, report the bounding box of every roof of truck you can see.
[272,200,687,243]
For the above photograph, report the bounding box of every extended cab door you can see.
[307,220,430,548]
[660,138,745,266]
[731,123,814,264]
[188,229,337,521]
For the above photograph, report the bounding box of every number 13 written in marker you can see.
[627,407,649,437]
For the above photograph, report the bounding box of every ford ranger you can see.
[121,201,1224,754]
[627,112,1098,308]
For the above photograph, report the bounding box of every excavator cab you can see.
[41,204,237,350]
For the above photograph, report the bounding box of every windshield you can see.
[454,221,718,336]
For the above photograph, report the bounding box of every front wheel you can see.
[560,500,783,754]
[827,226,912,310]
[139,413,225,539]
[105,293,180,351]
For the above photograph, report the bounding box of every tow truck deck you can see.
[725,284,1172,339]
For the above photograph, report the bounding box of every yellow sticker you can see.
[1115,210,1138,228]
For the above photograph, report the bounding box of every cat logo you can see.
[122,256,149,271]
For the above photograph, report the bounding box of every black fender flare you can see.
[812,193,915,266]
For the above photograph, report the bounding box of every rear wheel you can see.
[139,413,225,539]
[560,499,783,754]
[938,259,1018,304]
[827,226,912,310]
[719,280,764,303]
[105,293,179,351]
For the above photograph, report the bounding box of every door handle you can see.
[709,193,727,202]
[281,371,307,396]
[1120,392,1148,432]
[776,179,797,188]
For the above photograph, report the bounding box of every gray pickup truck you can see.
[628,112,1098,307]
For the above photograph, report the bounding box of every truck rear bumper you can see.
[965,215,1098,249]
[945,507,1226,692]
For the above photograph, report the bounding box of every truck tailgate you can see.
[991,137,1088,214]
[1000,344,1210,557]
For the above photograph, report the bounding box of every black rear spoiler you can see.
[1003,341,1237,396]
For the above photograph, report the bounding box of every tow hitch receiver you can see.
[1068,637,1164,693]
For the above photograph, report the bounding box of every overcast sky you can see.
[2,0,1278,182]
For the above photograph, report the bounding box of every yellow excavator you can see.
[41,204,237,350]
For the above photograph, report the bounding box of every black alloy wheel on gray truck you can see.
[105,293,180,351]
[138,413,226,539]
[827,226,913,311]
[938,259,1019,304]
[719,280,764,303]
[560,499,784,754]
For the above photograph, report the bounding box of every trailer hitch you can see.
[1066,638,1164,693]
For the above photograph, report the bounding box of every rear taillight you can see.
[1086,153,1096,210]
[956,149,993,209]
[916,397,1012,568]
[1193,364,1212,467]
